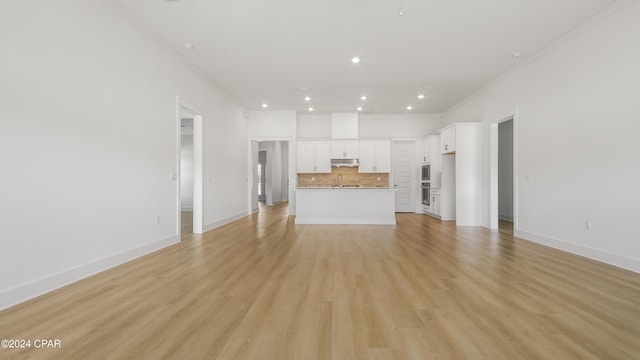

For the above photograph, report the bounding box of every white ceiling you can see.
[119,0,616,114]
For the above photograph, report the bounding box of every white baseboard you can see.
[203,211,247,232]
[0,234,180,311]
[499,213,513,222]
[515,230,639,273]
[251,207,259,214]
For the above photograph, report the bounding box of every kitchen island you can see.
[295,187,397,225]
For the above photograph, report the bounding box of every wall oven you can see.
[421,164,430,182]
[421,183,430,206]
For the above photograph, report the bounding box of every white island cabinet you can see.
[295,188,397,225]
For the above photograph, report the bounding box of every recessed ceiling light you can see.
[184,43,194,50]
[262,103,268,108]
[357,107,363,111]
[512,51,521,59]
[308,107,314,112]
[304,96,311,101]
[360,95,367,101]
[351,57,360,64]
[417,94,425,99]
[406,105,413,110]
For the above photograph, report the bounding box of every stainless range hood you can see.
[331,158,360,168]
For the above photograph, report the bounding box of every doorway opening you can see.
[258,150,266,202]
[490,114,517,233]
[252,141,290,211]
[180,117,194,236]
[178,103,203,238]
[498,119,514,234]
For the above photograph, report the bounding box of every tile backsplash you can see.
[298,167,389,188]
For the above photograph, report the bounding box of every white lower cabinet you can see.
[432,195,441,216]
[430,188,441,216]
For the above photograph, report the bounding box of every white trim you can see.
[203,211,247,232]
[177,99,203,235]
[489,113,517,231]
[248,137,296,216]
[515,230,639,274]
[192,115,204,234]
[251,207,259,214]
[0,235,180,311]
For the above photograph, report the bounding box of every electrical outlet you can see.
[525,173,532,181]
[155,216,160,225]
[585,220,592,231]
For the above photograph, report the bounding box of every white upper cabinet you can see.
[297,141,331,173]
[331,113,359,139]
[374,141,391,173]
[296,141,316,173]
[421,137,432,163]
[331,140,359,159]
[441,126,456,154]
[358,140,391,173]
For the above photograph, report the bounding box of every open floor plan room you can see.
[2,1,640,359]
[2,204,639,359]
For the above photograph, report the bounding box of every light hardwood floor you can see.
[1,203,639,359]
[181,210,193,238]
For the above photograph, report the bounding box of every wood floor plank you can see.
[1,202,639,359]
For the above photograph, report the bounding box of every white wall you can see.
[297,114,332,139]
[359,113,441,139]
[180,135,194,210]
[0,0,248,309]
[442,2,640,272]
[248,110,297,139]
[498,120,513,221]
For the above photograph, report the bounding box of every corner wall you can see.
[0,0,248,309]
[442,1,640,272]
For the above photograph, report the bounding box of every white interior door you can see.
[392,141,415,212]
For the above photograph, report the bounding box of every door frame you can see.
[248,137,295,215]
[258,150,267,202]
[176,97,204,235]
[490,109,518,231]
